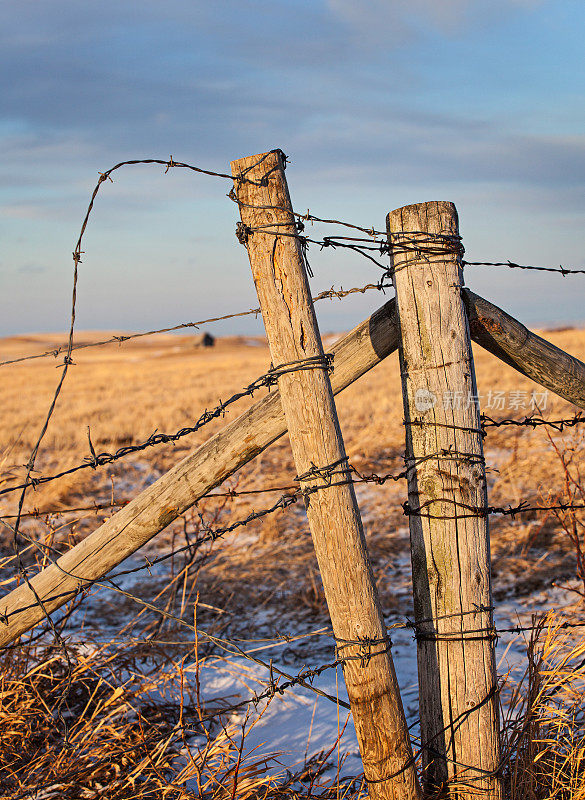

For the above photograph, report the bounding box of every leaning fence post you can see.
[232,150,420,800]
[387,202,502,799]
[0,298,401,648]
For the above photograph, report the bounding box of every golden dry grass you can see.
[503,615,585,800]
[1,324,584,493]
[1,322,584,598]
[0,638,353,800]
[1,318,585,797]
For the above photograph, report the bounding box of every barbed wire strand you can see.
[0,282,385,369]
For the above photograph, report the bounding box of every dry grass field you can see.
[1,314,585,798]
[2,322,585,596]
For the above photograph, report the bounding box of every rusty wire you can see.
[0,282,385,369]
[2,467,583,791]
[0,354,336,500]
[2,450,583,599]
[403,497,585,520]
[463,259,585,276]
[481,412,585,432]
[1,499,130,520]
[3,151,316,750]
[0,458,424,600]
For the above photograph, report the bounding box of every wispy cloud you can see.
[327,0,545,37]
[17,263,47,274]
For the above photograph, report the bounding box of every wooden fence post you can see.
[387,202,502,799]
[232,150,420,800]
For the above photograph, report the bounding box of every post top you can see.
[386,201,459,236]
[230,149,285,175]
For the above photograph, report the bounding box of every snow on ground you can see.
[193,628,420,778]
[46,461,581,782]
[176,582,578,778]
[47,544,579,786]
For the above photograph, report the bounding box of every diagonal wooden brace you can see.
[463,289,585,410]
[0,298,399,648]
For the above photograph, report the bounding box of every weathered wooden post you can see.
[232,150,420,800]
[387,202,502,799]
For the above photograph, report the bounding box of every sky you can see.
[1,0,584,338]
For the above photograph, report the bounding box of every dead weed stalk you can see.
[502,615,585,800]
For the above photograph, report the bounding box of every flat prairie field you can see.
[1,323,585,782]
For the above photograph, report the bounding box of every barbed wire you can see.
[0,354,337,499]
[14,610,585,654]
[481,412,585,432]
[5,583,584,660]
[463,259,585,276]
[403,497,585,520]
[0,499,130,520]
[0,458,424,598]
[4,151,318,748]
[3,474,583,789]
[185,611,585,716]
[5,464,584,530]
[3,158,583,370]
[0,281,386,369]
[232,217,392,274]
[6,407,582,508]
[231,212,585,286]
[4,434,585,567]
[6,147,394,609]
[4,560,580,688]
[224,196,585,278]
[3,450,583,609]
[4,581,583,771]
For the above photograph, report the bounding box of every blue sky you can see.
[1,0,584,337]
